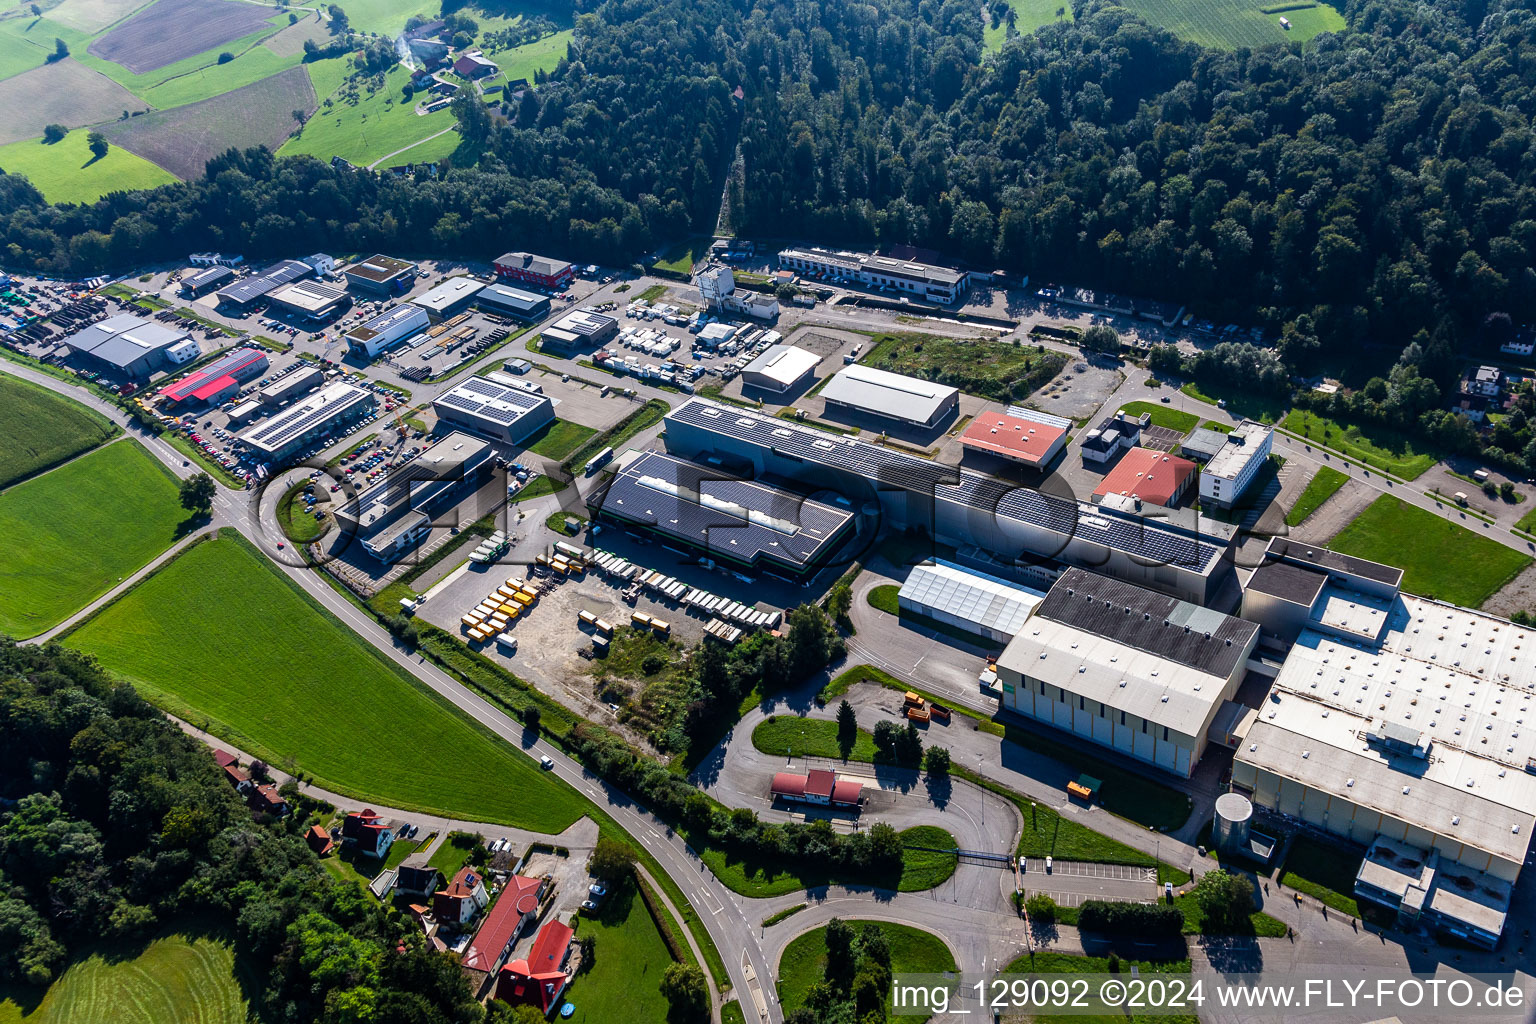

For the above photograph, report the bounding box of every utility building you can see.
[333,431,494,562]
[64,313,196,380]
[215,259,313,309]
[897,560,1045,643]
[411,277,485,319]
[959,410,1069,469]
[537,307,618,355]
[344,254,418,295]
[157,347,268,406]
[180,265,234,297]
[477,283,550,321]
[258,366,326,407]
[268,279,350,320]
[740,344,820,393]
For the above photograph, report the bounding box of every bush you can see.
[217,51,234,63]
[1024,893,1057,922]
[1076,900,1184,936]
[42,124,66,144]
[1190,869,1255,932]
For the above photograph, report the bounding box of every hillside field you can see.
[0,128,173,204]
[65,533,585,832]
[0,371,119,488]
[280,62,453,167]
[1121,0,1345,48]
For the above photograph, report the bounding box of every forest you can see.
[0,0,1531,388]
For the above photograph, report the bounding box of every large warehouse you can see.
[432,376,555,444]
[664,398,1235,604]
[1091,448,1197,508]
[333,431,494,562]
[157,347,268,406]
[64,313,198,380]
[959,410,1069,469]
[259,366,326,407]
[740,344,820,393]
[493,251,574,290]
[897,560,1044,643]
[215,259,314,308]
[344,255,418,295]
[538,307,618,354]
[237,382,375,463]
[268,279,350,320]
[477,283,550,321]
[412,277,485,319]
[588,450,855,575]
[180,265,234,298]
[995,567,1260,777]
[344,305,430,359]
[819,364,959,428]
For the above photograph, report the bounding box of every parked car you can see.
[588,883,607,898]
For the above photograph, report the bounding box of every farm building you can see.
[537,307,618,354]
[344,254,418,295]
[1199,420,1273,509]
[268,279,350,320]
[332,431,495,563]
[777,246,968,304]
[493,251,574,290]
[771,769,863,807]
[156,347,268,406]
[453,52,498,77]
[995,567,1259,778]
[180,265,234,297]
[411,277,485,319]
[477,283,550,321]
[1091,447,1197,508]
[215,259,314,308]
[495,920,574,1014]
[663,398,1236,605]
[586,449,855,575]
[959,410,1069,469]
[344,305,430,359]
[258,366,325,407]
[460,875,544,975]
[740,344,820,393]
[237,382,376,463]
[63,313,197,380]
[432,376,555,444]
[818,363,959,428]
[896,560,1045,643]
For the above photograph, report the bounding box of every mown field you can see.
[777,922,955,1016]
[1120,0,1345,48]
[279,62,453,167]
[0,58,143,145]
[1281,409,1438,479]
[0,128,173,203]
[565,884,677,1024]
[65,533,584,831]
[482,27,572,84]
[1117,400,1197,434]
[44,0,153,34]
[1329,495,1531,608]
[984,0,1072,49]
[0,371,118,488]
[86,0,274,73]
[0,931,248,1024]
[0,440,184,639]
[1284,465,1348,526]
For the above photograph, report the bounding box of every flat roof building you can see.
[777,247,968,304]
[237,381,375,463]
[588,450,855,575]
[344,305,429,360]
[157,347,268,406]
[996,567,1260,777]
[180,265,234,297]
[215,259,314,308]
[334,431,494,562]
[740,344,820,393]
[1091,447,1197,508]
[344,255,417,295]
[897,559,1045,643]
[432,376,555,445]
[1200,420,1273,509]
[1180,427,1229,462]
[64,313,195,379]
[1241,537,1404,644]
[819,364,959,428]
[960,410,1069,468]
[477,283,550,321]
[538,307,618,355]
[268,279,350,319]
[411,277,485,319]
[493,251,574,290]
[259,365,325,407]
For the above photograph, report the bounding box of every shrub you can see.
[1076,900,1184,936]
[1024,893,1057,922]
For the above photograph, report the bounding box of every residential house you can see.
[212,749,251,793]
[433,866,489,928]
[341,809,395,859]
[248,782,288,817]
[494,919,574,1014]
[1466,364,1502,397]
[461,875,545,974]
[305,824,334,857]
[396,855,442,897]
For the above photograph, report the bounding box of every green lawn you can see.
[279,63,455,167]
[0,930,248,1024]
[984,0,1072,48]
[777,922,955,1016]
[1285,466,1348,526]
[481,28,573,84]
[427,831,481,878]
[1279,834,1362,917]
[721,1001,746,1024]
[752,715,878,763]
[526,418,599,461]
[1280,409,1437,479]
[0,440,185,639]
[0,129,174,204]
[1517,505,1536,535]
[276,481,331,543]
[566,882,677,1024]
[1001,952,1195,1024]
[866,584,899,614]
[1116,400,1197,434]
[65,534,584,832]
[0,371,118,488]
[899,826,957,892]
[1120,0,1343,48]
[332,0,436,36]
[1329,495,1530,607]
[653,238,711,276]
[510,474,566,502]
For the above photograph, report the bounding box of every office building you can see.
[696,265,780,319]
[344,254,417,295]
[1080,409,1147,465]
[477,283,550,321]
[344,305,430,359]
[959,410,1069,469]
[64,313,195,379]
[156,347,268,406]
[537,307,618,355]
[777,247,968,304]
[493,251,574,290]
[267,279,350,320]
[1199,420,1273,509]
[432,376,555,444]
[819,364,960,428]
[237,382,375,462]
[740,344,820,393]
[333,431,494,562]
[412,277,485,319]
[215,259,314,308]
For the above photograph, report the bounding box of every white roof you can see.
[1204,419,1272,481]
[412,277,485,313]
[742,344,820,388]
[819,364,958,421]
[1239,594,1536,865]
[898,560,1043,638]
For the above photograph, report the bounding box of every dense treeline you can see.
[0,642,484,1021]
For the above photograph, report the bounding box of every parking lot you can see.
[1019,858,1159,908]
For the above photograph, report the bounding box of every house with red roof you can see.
[305,824,334,857]
[433,865,489,928]
[340,809,395,858]
[495,919,574,1014]
[770,768,862,808]
[1091,447,1197,509]
[461,874,545,974]
[247,782,289,817]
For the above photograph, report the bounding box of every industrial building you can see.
[226,399,262,427]
[587,449,856,575]
[959,410,1069,469]
[411,277,485,319]
[237,382,376,463]
[777,247,968,304]
[740,344,820,393]
[1179,427,1230,463]
[493,251,574,290]
[537,307,618,355]
[1199,420,1273,509]
[664,398,1235,604]
[344,254,418,295]
[1233,544,1535,947]
[1080,409,1147,464]
[1091,448,1197,508]
[259,366,326,407]
[180,265,234,297]
[431,376,555,444]
[157,347,269,406]
[267,279,350,320]
[344,305,429,359]
[64,313,197,380]
[995,567,1260,777]
[896,560,1045,643]
[215,259,314,308]
[818,364,960,428]
[333,431,494,562]
[696,266,780,319]
[477,283,550,321]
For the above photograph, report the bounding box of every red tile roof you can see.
[831,779,864,805]
[770,772,806,798]
[211,748,238,769]
[804,768,836,799]
[960,412,1069,465]
[495,920,574,1013]
[305,824,334,855]
[461,875,541,973]
[1092,447,1197,508]
[222,763,249,787]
